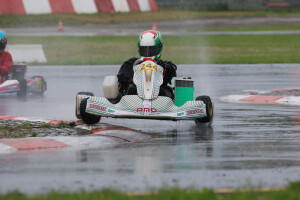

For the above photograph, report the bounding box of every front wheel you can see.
[80,98,101,125]
[75,91,94,119]
[195,95,213,126]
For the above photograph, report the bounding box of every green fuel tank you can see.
[175,78,194,107]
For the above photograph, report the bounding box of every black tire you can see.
[107,94,122,104]
[79,98,101,125]
[17,79,27,98]
[31,76,47,95]
[75,91,94,119]
[77,91,94,96]
[195,95,214,126]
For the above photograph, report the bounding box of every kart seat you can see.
[12,64,27,81]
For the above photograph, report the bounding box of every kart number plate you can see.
[139,63,158,73]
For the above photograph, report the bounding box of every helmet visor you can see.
[0,38,6,50]
[139,46,160,57]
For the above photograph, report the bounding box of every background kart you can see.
[0,64,47,97]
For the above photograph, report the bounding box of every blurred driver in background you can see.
[0,31,12,84]
[117,30,177,100]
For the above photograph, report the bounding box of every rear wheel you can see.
[75,91,95,119]
[195,95,213,126]
[17,79,27,98]
[80,98,101,125]
[31,76,47,95]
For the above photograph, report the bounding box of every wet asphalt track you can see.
[0,64,300,194]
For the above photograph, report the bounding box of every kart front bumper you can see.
[77,94,207,121]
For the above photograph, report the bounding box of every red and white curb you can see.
[220,89,300,106]
[0,116,151,153]
[0,0,158,14]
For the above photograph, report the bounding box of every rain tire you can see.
[31,76,47,95]
[195,95,213,126]
[75,91,94,119]
[79,98,101,125]
[17,79,27,98]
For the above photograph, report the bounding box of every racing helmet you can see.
[138,30,163,60]
[0,31,7,53]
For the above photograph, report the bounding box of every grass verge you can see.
[0,121,77,138]
[9,34,300,65]
[0,123,34,138]
[1,181,299,200]
[2,10,300,27]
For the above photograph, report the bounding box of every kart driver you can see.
[117,30,177,99]
[0,31,12,84]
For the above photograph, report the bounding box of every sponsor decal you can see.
[108,108,115,113]
[139,63,158,73]
[35,79,42,89]
[8,85,18,90]
[89,104,107,112]
[186,109,204,115]
[177,112,185,117]
[137,108,157,113]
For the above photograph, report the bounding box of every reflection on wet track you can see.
[0,64,300,194]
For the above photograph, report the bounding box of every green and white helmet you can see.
[137,30,163,60]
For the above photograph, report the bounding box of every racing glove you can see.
[165,61,177,78]
[160,61,177,85]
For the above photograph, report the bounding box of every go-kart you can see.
[75,58,213,126]
[0,64,47,97]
